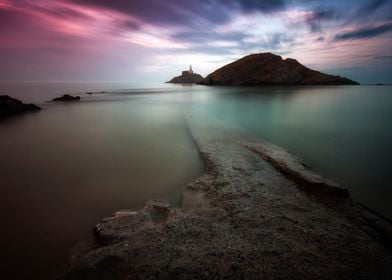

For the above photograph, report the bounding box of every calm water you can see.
[186,85,392,221]
[0,83,204,279]
[0,82,391,278]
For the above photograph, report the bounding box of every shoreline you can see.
[59,113,392,279]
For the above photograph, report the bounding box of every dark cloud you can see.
[69,0,226,27]
[170,30,294,56]
[69,0,287,28]
[355,0,386,17]
[231,0,286,12]
[0,8,30,29]
[374,55,392,59]
[267,33,294,47]
[344,0,389,26]
[334,22,392,41]
[116,20,141,31]
[306,7,337,33]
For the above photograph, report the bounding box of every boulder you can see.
[52,94,81,102]
[0,95,41,119]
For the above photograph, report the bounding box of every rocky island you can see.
[201,53,358,86]
[0,95,41,120]
[167,65,204,84]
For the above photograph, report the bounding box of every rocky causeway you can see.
[59,111,392,279]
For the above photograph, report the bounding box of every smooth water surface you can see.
[185,85,392,220]
[0,82,391,278]
[0,87,203,279]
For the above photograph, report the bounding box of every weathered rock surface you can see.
[0,95,41,119]
[59,114,392,279]
[167,72,204,84]
[52,94,81,102]
[201,53,359,85]
[243,141,349,198]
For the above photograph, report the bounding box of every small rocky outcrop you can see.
[52,94,81,102]
[167,71,204,84]
[0,95,41,119]
[201,52,359,86]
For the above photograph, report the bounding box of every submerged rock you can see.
[201,52,359,86]
[52,94,81,102]
[0,95,41,119]
[243,141,349,198]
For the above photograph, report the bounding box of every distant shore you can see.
[60,111,392,279]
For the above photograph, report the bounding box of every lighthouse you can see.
[182,65,194,76]
[168,65,203,83]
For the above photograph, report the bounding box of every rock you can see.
[0,95,41,119]
[242,141,349,198]
[92,200,173,242]
[86,92,93,95]
[52,94,81,102]
[201,52,359,86]
[167,70,204,84]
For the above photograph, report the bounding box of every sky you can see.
[0,0,391,84]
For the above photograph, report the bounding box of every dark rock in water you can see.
[167,66,204,84]
[0,95,41,119]
[86,92,93,95]
[52,94,81,102]
[201,52,359,86]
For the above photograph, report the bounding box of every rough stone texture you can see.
[243,141,349,198]
[59,114,392,280]
[167,72,204,84]
[52,94,81,102]
[0,95,41,120]
[201,53,359,86]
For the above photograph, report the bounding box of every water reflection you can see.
[0,94,203,279]
[185,85,392,220]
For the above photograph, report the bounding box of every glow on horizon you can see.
[0,0,391,83]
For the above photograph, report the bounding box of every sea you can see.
[0,82,391,279]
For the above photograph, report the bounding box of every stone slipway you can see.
[59,113,392,279]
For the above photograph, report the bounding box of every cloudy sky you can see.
[0,0,391,83]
